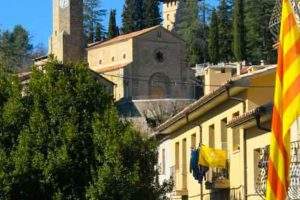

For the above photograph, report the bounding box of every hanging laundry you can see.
[198,146,227,168]
[190,148,208,183]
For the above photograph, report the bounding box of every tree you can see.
[95,22,104,42]
[218,0,233,62]
[0,60,172,199]
[122,0,145,34]
[108,9,119,39]
[245,0,276,64]
[144,0,162,28]
[0,25,32,70]
[175,0,207,66]
[31,43,47,58]
[208,9,220,64]
[83,0,106,43]
[232,0,246,61]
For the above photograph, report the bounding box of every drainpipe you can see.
[226,86,248,200]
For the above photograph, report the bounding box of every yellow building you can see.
[155,66,276,200]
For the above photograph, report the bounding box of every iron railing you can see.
[255,141,300,199]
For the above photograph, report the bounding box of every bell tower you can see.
[162,0,179,31]
[49,0,85,63]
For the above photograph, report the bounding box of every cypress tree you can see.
[122,0,145,34]
[208,9,220,64]
[218,0,233,62]
[95,23,103,42]
[144,0,162,28]
[245,0,276,64]
[175,0,206,66]
[232,0,246,61]
[108,9,119,39]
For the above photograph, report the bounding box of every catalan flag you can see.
[266,0,300,199]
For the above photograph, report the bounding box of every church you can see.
[36,0,195,133]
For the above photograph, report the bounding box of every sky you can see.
[0,0,125,48]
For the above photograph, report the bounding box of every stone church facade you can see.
[87,26,194,101]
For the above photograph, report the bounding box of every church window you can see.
[155,51,164,63]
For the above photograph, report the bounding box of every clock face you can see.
[60,0,69,9]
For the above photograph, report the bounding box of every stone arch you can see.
[149,72,171,99]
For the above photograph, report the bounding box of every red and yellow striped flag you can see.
[266,0,300,199]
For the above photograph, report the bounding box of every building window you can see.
[167,14,170,20]
[232,112,240,151]
[254,148,261,188]
[112,56,115,62]
[99,59,102,64]
[209,124,215,148]
[123,54,126,59]
[162,149,166,175]
[175,142,179,170]
[155,51,164,63]
[191,134,196,148]
[221,118,228,151]
[221,68,226,73]
[182,139,187,189]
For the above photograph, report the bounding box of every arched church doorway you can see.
[149,72,171,99]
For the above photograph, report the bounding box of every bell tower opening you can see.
[161,0,179,31]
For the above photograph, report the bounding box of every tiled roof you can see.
[227,102,273,128]
[87,26,160,49]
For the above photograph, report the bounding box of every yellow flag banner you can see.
[198,146,227,168]
[266,0,300,199]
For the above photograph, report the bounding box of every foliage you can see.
[122,0,145,34]
[122,0,161,34]
[218,0,233,62]
[143,0,162,28]
[0,60,172,200]
[208,9,220,64]
[232,0,246,61]
[175,0,208,66]
[108,9,119,39]
[245,0,276,64]
[0,25,33,70]
[83,0,106,43]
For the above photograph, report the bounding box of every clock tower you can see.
[49,0,85,63]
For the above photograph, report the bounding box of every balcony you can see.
[205,162,230,190]
[255,141,300,199]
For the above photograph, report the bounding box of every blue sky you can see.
[0,0,125,47]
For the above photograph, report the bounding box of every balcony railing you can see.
[255,141,300,200]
